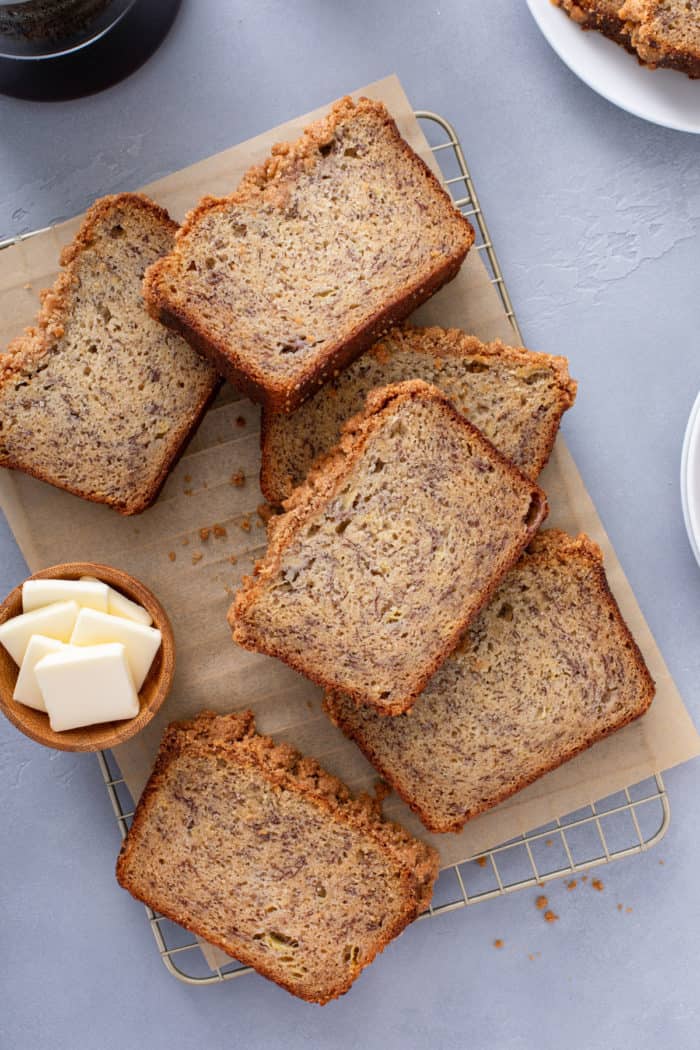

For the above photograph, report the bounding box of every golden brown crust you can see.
[231,380,548,715]
[0,192,221,515]
[143,98,474,414]
[324,530,655,833]
[619,0,700,75]
[116,710,438,1003]
[259,324,577,503]
[554,0,700,74]
[552,0,636,49]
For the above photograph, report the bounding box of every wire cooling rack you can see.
[92,112,670,985]
[0,111,670,985]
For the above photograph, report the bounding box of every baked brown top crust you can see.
[116,710,438,1004]
[143,97,474,413]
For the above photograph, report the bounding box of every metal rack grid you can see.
[1,111,670,985]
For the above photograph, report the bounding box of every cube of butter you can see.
[13,634,67,712]
[22,578,109,613]
[80,576,152,626]
[35,643,139,732]
[0,600,80,666]
[70,608,161,691]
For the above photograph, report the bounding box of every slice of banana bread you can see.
[0,193,220,514]
[230,380,547,715]
[116,710,439,1005]
[324,531,655,833]
[552,0,634,50]
[260,325,577,504]
[619,0,700,77]
[143,97,474,414]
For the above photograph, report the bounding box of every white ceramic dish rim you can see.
[681,390,700,568]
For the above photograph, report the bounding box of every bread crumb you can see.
[617,903,623,912]
[493,939,504,949]
[659,859,664,866]
[591,878,604,892]
[236,415,246,427]
[24,283,32,291]
[527,952,541,961]
[626,907,633,914]
[240,516,251,532]
[213,524,227,539]
[181,537,189,546]
[581,875,588,883]
[184,488,192,496]
[543,910,559,924]
[257,503,274,524]
[199,527,211,542]
[229,554,238,565]
[191,551,203,564]
[231,471,246,487]
[566,879,577,890]
[536,896,548,910]
[476,856,487,868]
[184,474,192,483]
[545,839,553,847]
[168,551,176,562]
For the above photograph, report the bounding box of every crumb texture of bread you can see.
[230,380,547,715]
[619,0,700,75]
[116,710,438,1005]
[260,324,577,503]
[324,530,656,833]
[552,0,634,47]
[0,193,220,514]
[143,97,474,413]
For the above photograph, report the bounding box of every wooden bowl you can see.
[0,562,175,752]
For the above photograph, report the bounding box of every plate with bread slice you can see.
[527,0,700,133]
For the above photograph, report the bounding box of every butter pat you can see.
[22,578,109,613]
[13,635,67,712]
[0,600,79,666]
[80,576,152,626]
[70,608,161,690]
[35,643,139,732]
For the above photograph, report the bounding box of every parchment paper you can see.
[1,78,698,948]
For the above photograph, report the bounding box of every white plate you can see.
[527,0,700,134]
[681,391,700,568]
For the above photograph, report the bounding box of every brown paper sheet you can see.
[1,78,698,958]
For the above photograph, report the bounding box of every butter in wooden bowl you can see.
[0,564,174,752]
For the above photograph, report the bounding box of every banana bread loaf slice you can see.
[260,325,577,504]
[143,97,474,414]
[324,531,655,833]
[230,380,547,715]
[0,194,220,514]
[619,0,700,77]
[116,710,439,1005]
[552,0,634,50]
